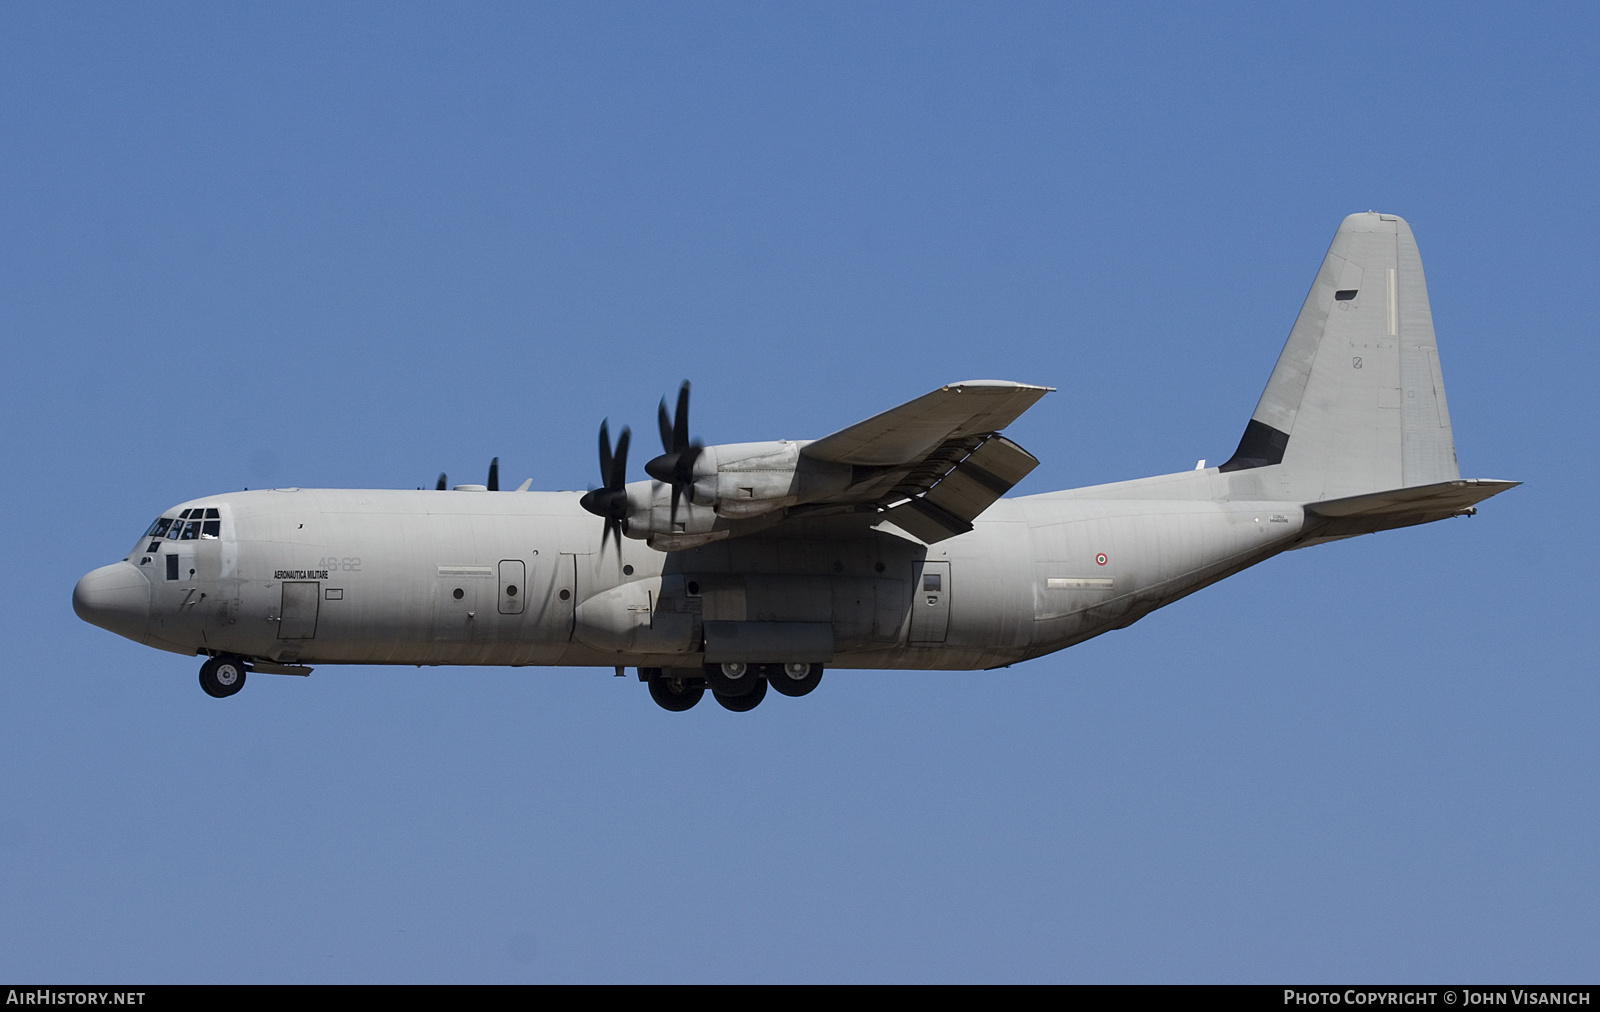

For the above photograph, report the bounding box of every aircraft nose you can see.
[73,561,151,644]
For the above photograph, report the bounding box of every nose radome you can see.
[73,562,151,644]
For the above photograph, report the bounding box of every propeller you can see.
[435,457,499,490]
[644,380,703,522]
[579,421,631,553]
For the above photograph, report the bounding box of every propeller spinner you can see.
[644,380,702,522]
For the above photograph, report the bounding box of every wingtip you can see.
[942,380,1054,393]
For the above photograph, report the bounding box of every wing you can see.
[632,380,1053,552]
[803,380,1052,465]
[798,380,1053,543]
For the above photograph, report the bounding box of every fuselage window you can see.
[166,555,179,581]
[204,508,220,519]
[180,521,200,540]
[201,520,220,538]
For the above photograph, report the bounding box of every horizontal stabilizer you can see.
[1304,478,1519,537]
[804,381,1051,466]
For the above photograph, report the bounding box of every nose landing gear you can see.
[199,655,247,698]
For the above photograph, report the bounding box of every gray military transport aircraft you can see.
[75,213,1516,711]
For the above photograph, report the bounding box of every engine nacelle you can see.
[687,441,852,519]
[620,441,856,550]
[621,480,729,549]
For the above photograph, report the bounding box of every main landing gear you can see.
[198,655,247,698]
[766,661,823,697]
[640,662,826,712]
[713,674,766,712]
[646,670,704,711]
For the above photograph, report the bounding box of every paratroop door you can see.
[908,562,949,644]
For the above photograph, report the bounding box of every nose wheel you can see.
[199,656,247,698]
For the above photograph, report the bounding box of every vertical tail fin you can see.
[1219,212,1459,501]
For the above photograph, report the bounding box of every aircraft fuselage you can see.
[79,476,1307,673]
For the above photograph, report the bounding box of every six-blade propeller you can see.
[644,380,702,523]
[579,420,632,552]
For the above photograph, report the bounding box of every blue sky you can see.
[3,3,1595,982]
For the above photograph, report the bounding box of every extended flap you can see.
[923,436,1039,521]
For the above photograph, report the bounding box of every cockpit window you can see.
[138,509,222,553]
